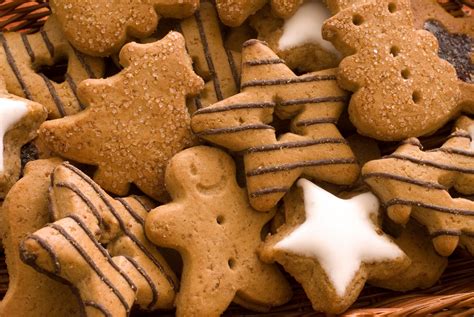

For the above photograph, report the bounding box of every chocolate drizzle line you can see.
[386,153,474,174]
[194,8,223,101]
[0,32,32,99]
[20,32,35,62]
[39,30,54,57]
[225,48,240,89]
[27,234,61,274]
[71,47,96,79]
[241,74,337,89]
[84,301,113,317]
[431,230,474,238]
[430,147,474,157]
[295,118,338,127]
[117,197,145,226]
[362,172,447,190]
[65,73,85,110]
[384,199,474,216]
[131,195,151,212]
[194,102,275,115]
[123,256,158,310]
[195,124,275,136]
[249,186,289,198]
[63,163,178,291]
[246,158,357,176]
[279,96,347,107]
[38,73,66,117]
[245,58,285,66]
[244,138,348,154]
[49,216,133,313]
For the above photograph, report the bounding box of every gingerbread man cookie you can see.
[0,76,47,198]
[362,116,474,256]
[0,158,82,317]
[21,161,178,316]
[49,0,200,56]
[259,179,409,314]
[323,0,462,140]
[0,16,104,118]
[191,39,359,211]
[145,146,292,316]
[39,32,203,201]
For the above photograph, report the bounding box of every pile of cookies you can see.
[0,0,472,315]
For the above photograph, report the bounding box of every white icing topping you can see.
[275,179,404,297]
[469,125,474,151]
[278,1,339,54]
[0,98,28,172]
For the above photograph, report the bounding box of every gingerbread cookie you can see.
[0,76,47,198]
[259,179,409,314]
[323,0,461,140]
[21,161,178,315]
[362,116,474,256]
[216,0,303,27]
[0,158,82,317]
[145,146,292,316]
[250,2,341,73]
[50,0,199,56]
[370,220,448,291]
[411,0,473,112]
[0,16,104,118]
[39,32,203,201]
[191,39,359,212]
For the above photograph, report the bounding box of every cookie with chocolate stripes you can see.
[38,32,203,201]
[0,16,104,118]
[0,158,82,317]
[323,0,462,140]
[0,76,47,198]
[191,39,359,212]
[145,146,292,316]
[362,116,474,256]
[20,161,178,316]
[50,0,199,56]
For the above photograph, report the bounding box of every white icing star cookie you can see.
[260,179,409,314]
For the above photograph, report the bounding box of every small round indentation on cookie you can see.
[390,46,400,57]
[388,2,397,13]
[401,69,410,79]
[352,14,364,26]
[228,258,236,269]
[216,215,225,224]
[412,91,422,104]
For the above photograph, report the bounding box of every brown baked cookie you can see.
[250,3,341,73]
[38,32,204,201]
[0,16,104,118]
[0,76,47,198]
[215,0,303,26]
[49,0,199,56]
[259,179,409,314]
[145,146,292,316]
[323,0,461,140]
[362,116,474,256]
[0,158,82,317]
[411,0,473,113]
[370,220,448,291]
[191,39,359,212]
[20,161,178,316]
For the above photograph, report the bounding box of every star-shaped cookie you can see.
[50,0,200,56]
[362,116,474,256]
[0,76,47,198]
[38,32,204,201]
[260,179,409,314]
[145,146,292,316]
[191,39,359,211]
[216,0,303,26]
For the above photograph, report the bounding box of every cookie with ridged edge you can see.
[323,0,461,141]
[38,32,204,201]
[362,116,474,256]
[145,146,292,317]
[410,0,473,113]
[0,16,104,118]
[216,0,303,27]
[259,179,409,314]
[20,161,178,316]
[0,158,82,317]
[0,76,47,198]
[49,0,199,56]
[191,39,359,212]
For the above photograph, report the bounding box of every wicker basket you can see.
[0,1,473,316]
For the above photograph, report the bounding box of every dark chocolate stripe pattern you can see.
[38,73,66,117]
[245,58,285,66]
[40,30,54,57]
[386,153,474,174]
[0,32,32,99]
[123,256,159,310]
[249,186,289,198]
[241,74,337,89]
[84,301,113,317]
[71,47,96,79]
[195,124,275,137]
[20,33,35,62]
[244,138,348,154]
[362,172,447,190]
[279,96,347,107]
[194,102,275,115]
[383,198,474,216]
[295,118,338,127]
[27,234,61,274]
[117,197,145,226]
[65,73,85,110]
[430,147,474,157]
